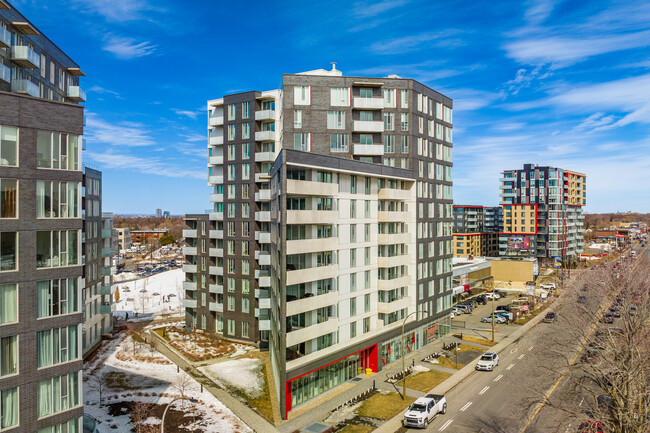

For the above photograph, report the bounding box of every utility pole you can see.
[491,289,495,342]
[401,308,427,400]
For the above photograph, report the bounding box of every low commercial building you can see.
[115,227,132,251]
[131,228,168,244]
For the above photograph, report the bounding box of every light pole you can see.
[161,396,198,433]
[491,289,496,342]
[401,308,427,400]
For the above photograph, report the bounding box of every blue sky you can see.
[13,0,650,214]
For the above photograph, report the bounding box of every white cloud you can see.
[84,113,154,148]
[524,0,556,25]
[88,85,123,99]
[174,109,201,120]
[369,31,463,55]
[574,112,617,131]
[85,150,205,180]
[103,35,156,59]
[73,0,161,22]
[352,0,410,18]
[179,133,206,143]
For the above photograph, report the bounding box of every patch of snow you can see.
[113,268,184,318]
[412,365,430,374]
[199,359,264,398]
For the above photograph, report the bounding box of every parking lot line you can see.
[518,354,525,360]
[507,364,515,370]
[479,386,489,395]
[460,402,472,412]
[494,374,503,382]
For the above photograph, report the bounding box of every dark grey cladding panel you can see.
[223,91,259,103]
[284,148,414,179]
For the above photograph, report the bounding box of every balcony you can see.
[378,296,411,314]
[259,320,271,331]
[209,116,223,126]
[255,172,271,183]
[209,284,223,294]
[182,264,197,273]
[286,264,338,286]
[351,144,384,156]
[259,297,271,309]
[255,251,271,266]
[499,192,516,198]
[353,120,384,132]
[209,266,223,276]
[11,79,39,97]
[287,237,338,255]
[255,231,271,244]
[0,26,9,48]
[0,63,8,84]
[255,130,276,142]
[353,97,384,110]
[378,188,411,201]
[182,229,197,238]
[67,86,86,102]
[378,211,411,222]
[209,135,223,145]
[209,247,223,257]
[378,232,411,245]
[183,246,197,256]
[286,291,338,316]
[255,151,276,162]
[378,275,410,291]
[378,254,410,268]
[183,299,197,309]
[11,45,39,69]
[287,317,338,347]
[209,302,223,313]
[255,190,271,202]
[209,229,223,239]
[255,211,271,222]
[182,281,197,291]
[287,210,338,225]
[258,276,271,287]
[208,175,223,185]
[209,211,223,221]
[287,179,338,196]
[208,155,223,165]
[255,109,275,121]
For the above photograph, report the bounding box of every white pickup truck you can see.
[402,394,447,428]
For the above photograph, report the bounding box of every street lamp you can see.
[401,308,427,400]
[161,396,198,433]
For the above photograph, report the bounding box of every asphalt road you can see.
[414,244,650,433]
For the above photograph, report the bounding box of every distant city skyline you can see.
[12,0,650,213]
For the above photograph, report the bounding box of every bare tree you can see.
[88,371,111,408]
[526,254,650,432]
[130,401,158,433]
[172,372,193,410]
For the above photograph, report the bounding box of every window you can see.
[49,61,55,84]
[359,88,373,98]
[365,270,371,289]
[350,248,356,267]
[242,321,250,338]
[359,134,372,145]
[364,294,370,312]
[443,106,452,123]
[350,199,357,218]
[294,133,310,151]
[242,101,250,119]
[241,241,249,255]
[37,325,79,368]
[365,224,371,242]
[349,273,356,292]
[0,387,18,429]
[36,230,79,268]
[330,87,350,106]
[242,123,250,139]
[350,322,356,338]
[0,232,17,271]
[227,296,235,311]
[242,203,250,218]
[227,125,235,141]
[383,112,394,130]
[227,104,236,120]
[242,184,250,199]
[350,297,356,316]
[242,163,250,180]
[0,284,17,324]
[242,279,250,294]
[401,136,409,153]
[37,279,78,318]
[242,298,250,314]
[37,372,80,418]
[0,336,17,377]
[383,135,395,153]
[0,179,17,218]
[294,110,302,128]
[227,319,236,336]
[227,144,236,160]
[350,225,356,243]
[359,111,373,122]
[228,165,236,181]
[400,90,408,108]
[330,134,349,152]
[327,111,345,129]
[0,125,18,167]
[365,247,371,265]
[294,86,311,105]
[400,113,408,131]
[36,181,80,218]
[384,89,395,107]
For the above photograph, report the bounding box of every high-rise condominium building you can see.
[184,65,455,418]
[499,163,586,264]
[452,205,502,257]
[0,1,87,431]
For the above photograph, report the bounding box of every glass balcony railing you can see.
[11,79,39,97]
[11,45,40,69]
[0,63,9,84]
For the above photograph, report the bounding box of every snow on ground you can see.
[84,333,252,433]
[199,359,264,398]
[412,364,430,374]
[113,268,184,317]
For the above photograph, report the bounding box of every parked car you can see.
[475,352,499,371]
[494,290,508,298]
[455,305,472,314]
[481,314,507,324]
[629,305,638,315]
[402,394,447,428]
[539,283,556,291]
[578,419,604,433]
[471,297,487,305]
[582,349,599,362]
[609,306,621,317]
[600,313,614,324]
[543,312,557,323]
[495,305,512,312]
[484,292,500,300]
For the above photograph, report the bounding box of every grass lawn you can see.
[459,336,497,347]
[227,363,275,424]
[435,356,464,370]
[397,370,452,393]
[357,392,415,419]
[152,327,171,341]
[457,344,486,353]
[337,425,374,433]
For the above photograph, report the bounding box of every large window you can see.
[330,87,349,106]
[38,417,82,433]
[37,279,79,318]
[294,86,310,105]
[36,230,79,268]
[0,179,17,218]
[330,134,349,152]
[37,325,79,368]
[327,111,345,129]
[37,371,80,418]
[0,387,18,429]
[0,125,18,167]
[294,133,310,151]
[0,336,17,377]
[0,232,17,272]
[0,284,17,325]
[36,181,80,218]
[35,131,79,170]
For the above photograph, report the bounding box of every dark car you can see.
[495,290,508,298]
[543,312,557,323]
[577,296,587,303]
[600,313,614,324]
[629,305,638,315]
[496,305,512,312]
[472,297,487,305]
[609,306,621,317]
[582,349,599,362]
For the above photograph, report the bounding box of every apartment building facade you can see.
[452,205,502,257]
[499,164,586,265]
[184,66,455,418]
[0,2,86,431]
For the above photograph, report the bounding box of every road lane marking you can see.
[507,364,515,370]
[510,348,518,353]
[494,374,503,382]
[528,346,534,351]
[460,402,472,412]
[439,419,453,431]
[479,386,489,395]
[579,397,584,407]
[518,354,525,360]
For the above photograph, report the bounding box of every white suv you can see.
[475,352,499,371]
